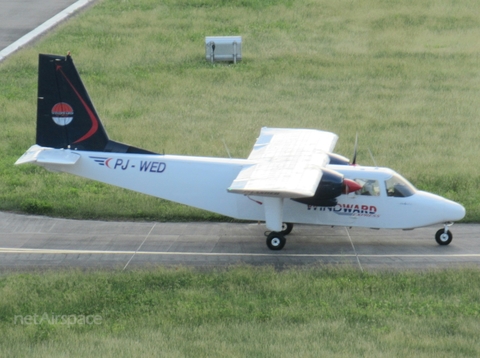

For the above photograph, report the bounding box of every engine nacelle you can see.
[293,168,344,207]
[327,153,350,165]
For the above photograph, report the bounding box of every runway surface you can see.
[1,212,479,271]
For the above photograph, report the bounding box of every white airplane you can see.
[16,54,466,250]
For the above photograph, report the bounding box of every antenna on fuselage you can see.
[368,148,378,167]
[222,139,232,159]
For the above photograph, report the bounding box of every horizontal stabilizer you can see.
[228,128,337,198]
[15,145,80,166]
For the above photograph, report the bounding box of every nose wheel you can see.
[435,225,453,245]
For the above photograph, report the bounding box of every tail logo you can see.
[56,65,99,144]
[52,102,74,126]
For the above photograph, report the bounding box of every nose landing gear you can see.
[435,223,453,245]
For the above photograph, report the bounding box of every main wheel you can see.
[281,223,294,235]
[435,229,452,245]
[266,232,286,250]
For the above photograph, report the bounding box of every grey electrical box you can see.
[205,36,242,64]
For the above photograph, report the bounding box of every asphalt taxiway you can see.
[1,212,479,271]
[0,0,94,61]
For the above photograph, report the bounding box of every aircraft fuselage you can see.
[35,149,464,231]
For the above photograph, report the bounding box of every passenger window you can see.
[354,179,380,196]
[385,174,416,197]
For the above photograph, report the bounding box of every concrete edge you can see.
[0,0,96,63]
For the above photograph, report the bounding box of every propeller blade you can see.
[351,133,358,165]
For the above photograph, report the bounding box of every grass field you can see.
[1,2,480,355]
[0,0,479,221]
[1,267,479,357]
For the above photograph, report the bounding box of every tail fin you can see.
[36,53,154,154]
[37,53,108,151]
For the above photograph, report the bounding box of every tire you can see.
[266,232,286,250]
[281,223,294,235]
[435,229,452,245]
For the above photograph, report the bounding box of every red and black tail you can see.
[36,53,154,154]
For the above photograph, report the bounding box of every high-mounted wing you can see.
[228,128,338,198]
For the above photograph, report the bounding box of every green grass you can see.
[1,267,479,357]
[1,0,480,220]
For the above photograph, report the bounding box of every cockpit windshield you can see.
[385,174,416,197]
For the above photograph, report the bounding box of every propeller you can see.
[349,133,378,167]
[351,132,358,165]
[344,132,362,194]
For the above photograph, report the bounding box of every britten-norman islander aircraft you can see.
[16,54,466,250]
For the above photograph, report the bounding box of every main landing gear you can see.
[265,223,293,250]
[435,223,453,245]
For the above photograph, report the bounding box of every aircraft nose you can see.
[448,201,466,221]
[437,197,466,222]
[418,191,466,223]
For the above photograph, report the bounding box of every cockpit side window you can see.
[354,179,380,196]
[385,174,416,197]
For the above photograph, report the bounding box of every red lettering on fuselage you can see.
[307,203,378,216]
